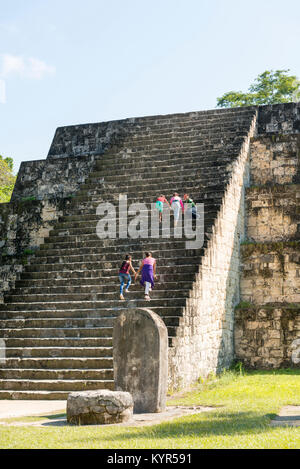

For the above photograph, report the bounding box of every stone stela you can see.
[113,308,168,413]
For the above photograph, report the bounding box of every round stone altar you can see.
[67,390,133,425]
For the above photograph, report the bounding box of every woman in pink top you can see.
[170,193,184,227]
[135,252,156,301]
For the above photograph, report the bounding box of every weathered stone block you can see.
[67,390,133,425]
[113,308,168,413]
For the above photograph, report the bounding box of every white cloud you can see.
[26,57,55,79]
[1,54,55,79]
[2,54,25,77]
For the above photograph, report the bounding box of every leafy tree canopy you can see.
[217,69,300,108]
[0,155,16,203]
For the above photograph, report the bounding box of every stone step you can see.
[0,306,183,320]
[34,245,202,259]
[0,324,177,339]
[2,337,113,348]
[89,160,232,179]
[123,112,254,125]
[71,186,225,201]
[56,206,216,225]
[0,368,113,380]
[0,317,115,329]
[73,185,226,201]
[110,123,251,140]
[13,280,192,293]
[46,223,208,238]
[113,123,250,141]
[92,137,244,157]
[5,288,190,303]
[49,221,207,238]
[100,139,244,157]
[0,316,181,331]
[95,146,243,162]
[99,139,245,158]
[53,212,212,229]
[20,270,197,282]
[0,379,114,392]
[92,160,233,178]
[28,253,201,267]
[65,197,221,215]
[0,357,113,369]
[0,297,187,311]
[44,226,208,243]
[24,261,199,274]
[0,308,183,322]
[0,327,113,338]
[101,126,247,142]
[3,346,112,358]
[93,109,254,131]
[57,205,214,223]
[90,161,231,182]
[41,238,206,251]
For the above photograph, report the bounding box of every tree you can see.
[217,69,300,108]
[0,155,16,203]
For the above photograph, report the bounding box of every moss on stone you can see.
[241,241,300,276]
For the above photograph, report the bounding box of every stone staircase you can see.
[0,108,256,398]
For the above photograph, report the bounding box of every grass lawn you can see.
[0,369,299,449]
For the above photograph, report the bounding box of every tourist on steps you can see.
[119,254,136,301]
[183,193,200,219]
[135,252,157,301]
[170,193,184,227]
[155,194,170,223]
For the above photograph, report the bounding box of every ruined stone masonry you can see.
[0,104,299,399]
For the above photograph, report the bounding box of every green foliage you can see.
[0,155,16,203]
[23,248,35,255]
[0,184,15,203]
[20,196,36,202]
[230,360,246,375]
[217,69,300,108]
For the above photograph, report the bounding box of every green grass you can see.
[0,369,299,449]
[0,412,66,425]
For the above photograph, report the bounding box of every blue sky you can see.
[1,0,300,172]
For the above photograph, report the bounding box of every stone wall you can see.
[241,242,300,304]
[237,103,300,369]
[0,198,70,301]
[47,120,128,159]
[235,304,300,368]
[257,103,300,135]
[250,135,300,186]
[168,113,257,388]
[11,154,97,201]
[246,185,300,242]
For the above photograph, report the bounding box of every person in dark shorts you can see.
[183,193,199,219]
[119,254,136,300]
